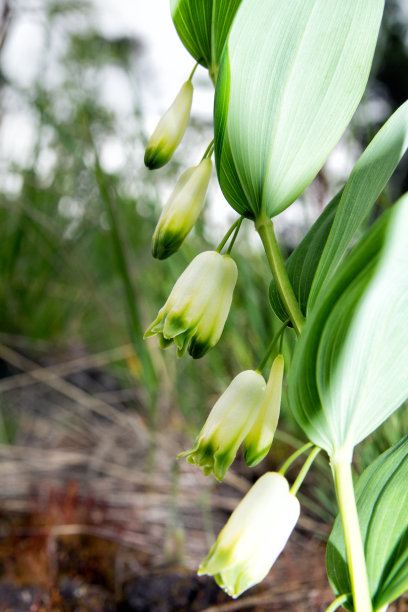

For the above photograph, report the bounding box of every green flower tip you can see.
[243,444,270,468]
[187,336,210,359]
[152,229,183,260]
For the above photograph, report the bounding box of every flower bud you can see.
[243,354,284,467]
[198,472,300,598]
[144,251,237,358]
[144,81,193,169]
[178,370,266,481]
[152,158,212,259]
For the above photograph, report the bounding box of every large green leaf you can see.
[308,99,408,311]
[269,100,408,322]
[327,435,408,611]
[214,0,384,220]
[288,193,408,455]
[170,0,242,81]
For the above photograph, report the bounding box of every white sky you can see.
[93,0,213,127]
[0,0,236,240]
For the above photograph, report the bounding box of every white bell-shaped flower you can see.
[144,251,237,358]
[178,370,266,480]
[199,472,300,598]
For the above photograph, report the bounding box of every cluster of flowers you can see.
[143,78,300,598]
[145,78,212,261]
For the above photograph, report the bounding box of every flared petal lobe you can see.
[199,472,300,598]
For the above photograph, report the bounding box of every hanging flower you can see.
[152,158,212,259]
[144,81,193,169]
[244,354,284,467]
[199,472,300,598]
[178,370,266,480]
[144,251,237,358]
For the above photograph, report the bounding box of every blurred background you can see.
[0,0,407,610]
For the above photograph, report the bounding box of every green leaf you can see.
[214,0,384,220]
[170,0,242,80]
[308,99,408,311]
[327,435,408,611]
[288,193,408,455]
[269,99,408,322]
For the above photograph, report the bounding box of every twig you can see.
[0,343,135,392]
[200,587,321,612]
[0,344,145,431]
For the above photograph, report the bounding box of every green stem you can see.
[188,61,199,82]
[290,446,321,495]
[202,139,215,160]
[255,214,305,336]
[216,217,243,253]
[256,320,289,372]
[332,454,372,612]
[279,326,285,352]
[324,594,349,612]
[279,442,314,476]
[226,216,243,254]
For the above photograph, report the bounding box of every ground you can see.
[0,339,406,611]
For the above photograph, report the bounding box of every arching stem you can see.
[255,214,305,336]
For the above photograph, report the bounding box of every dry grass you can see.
[0,335,405,611]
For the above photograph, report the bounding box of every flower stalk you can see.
[324,594,349,612]
[290,446,321,496]
[278,442,314,476]
[256,320,288,372]
[202,139,215,160]
[216,217,244,254]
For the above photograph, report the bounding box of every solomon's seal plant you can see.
[143,1,408,610]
